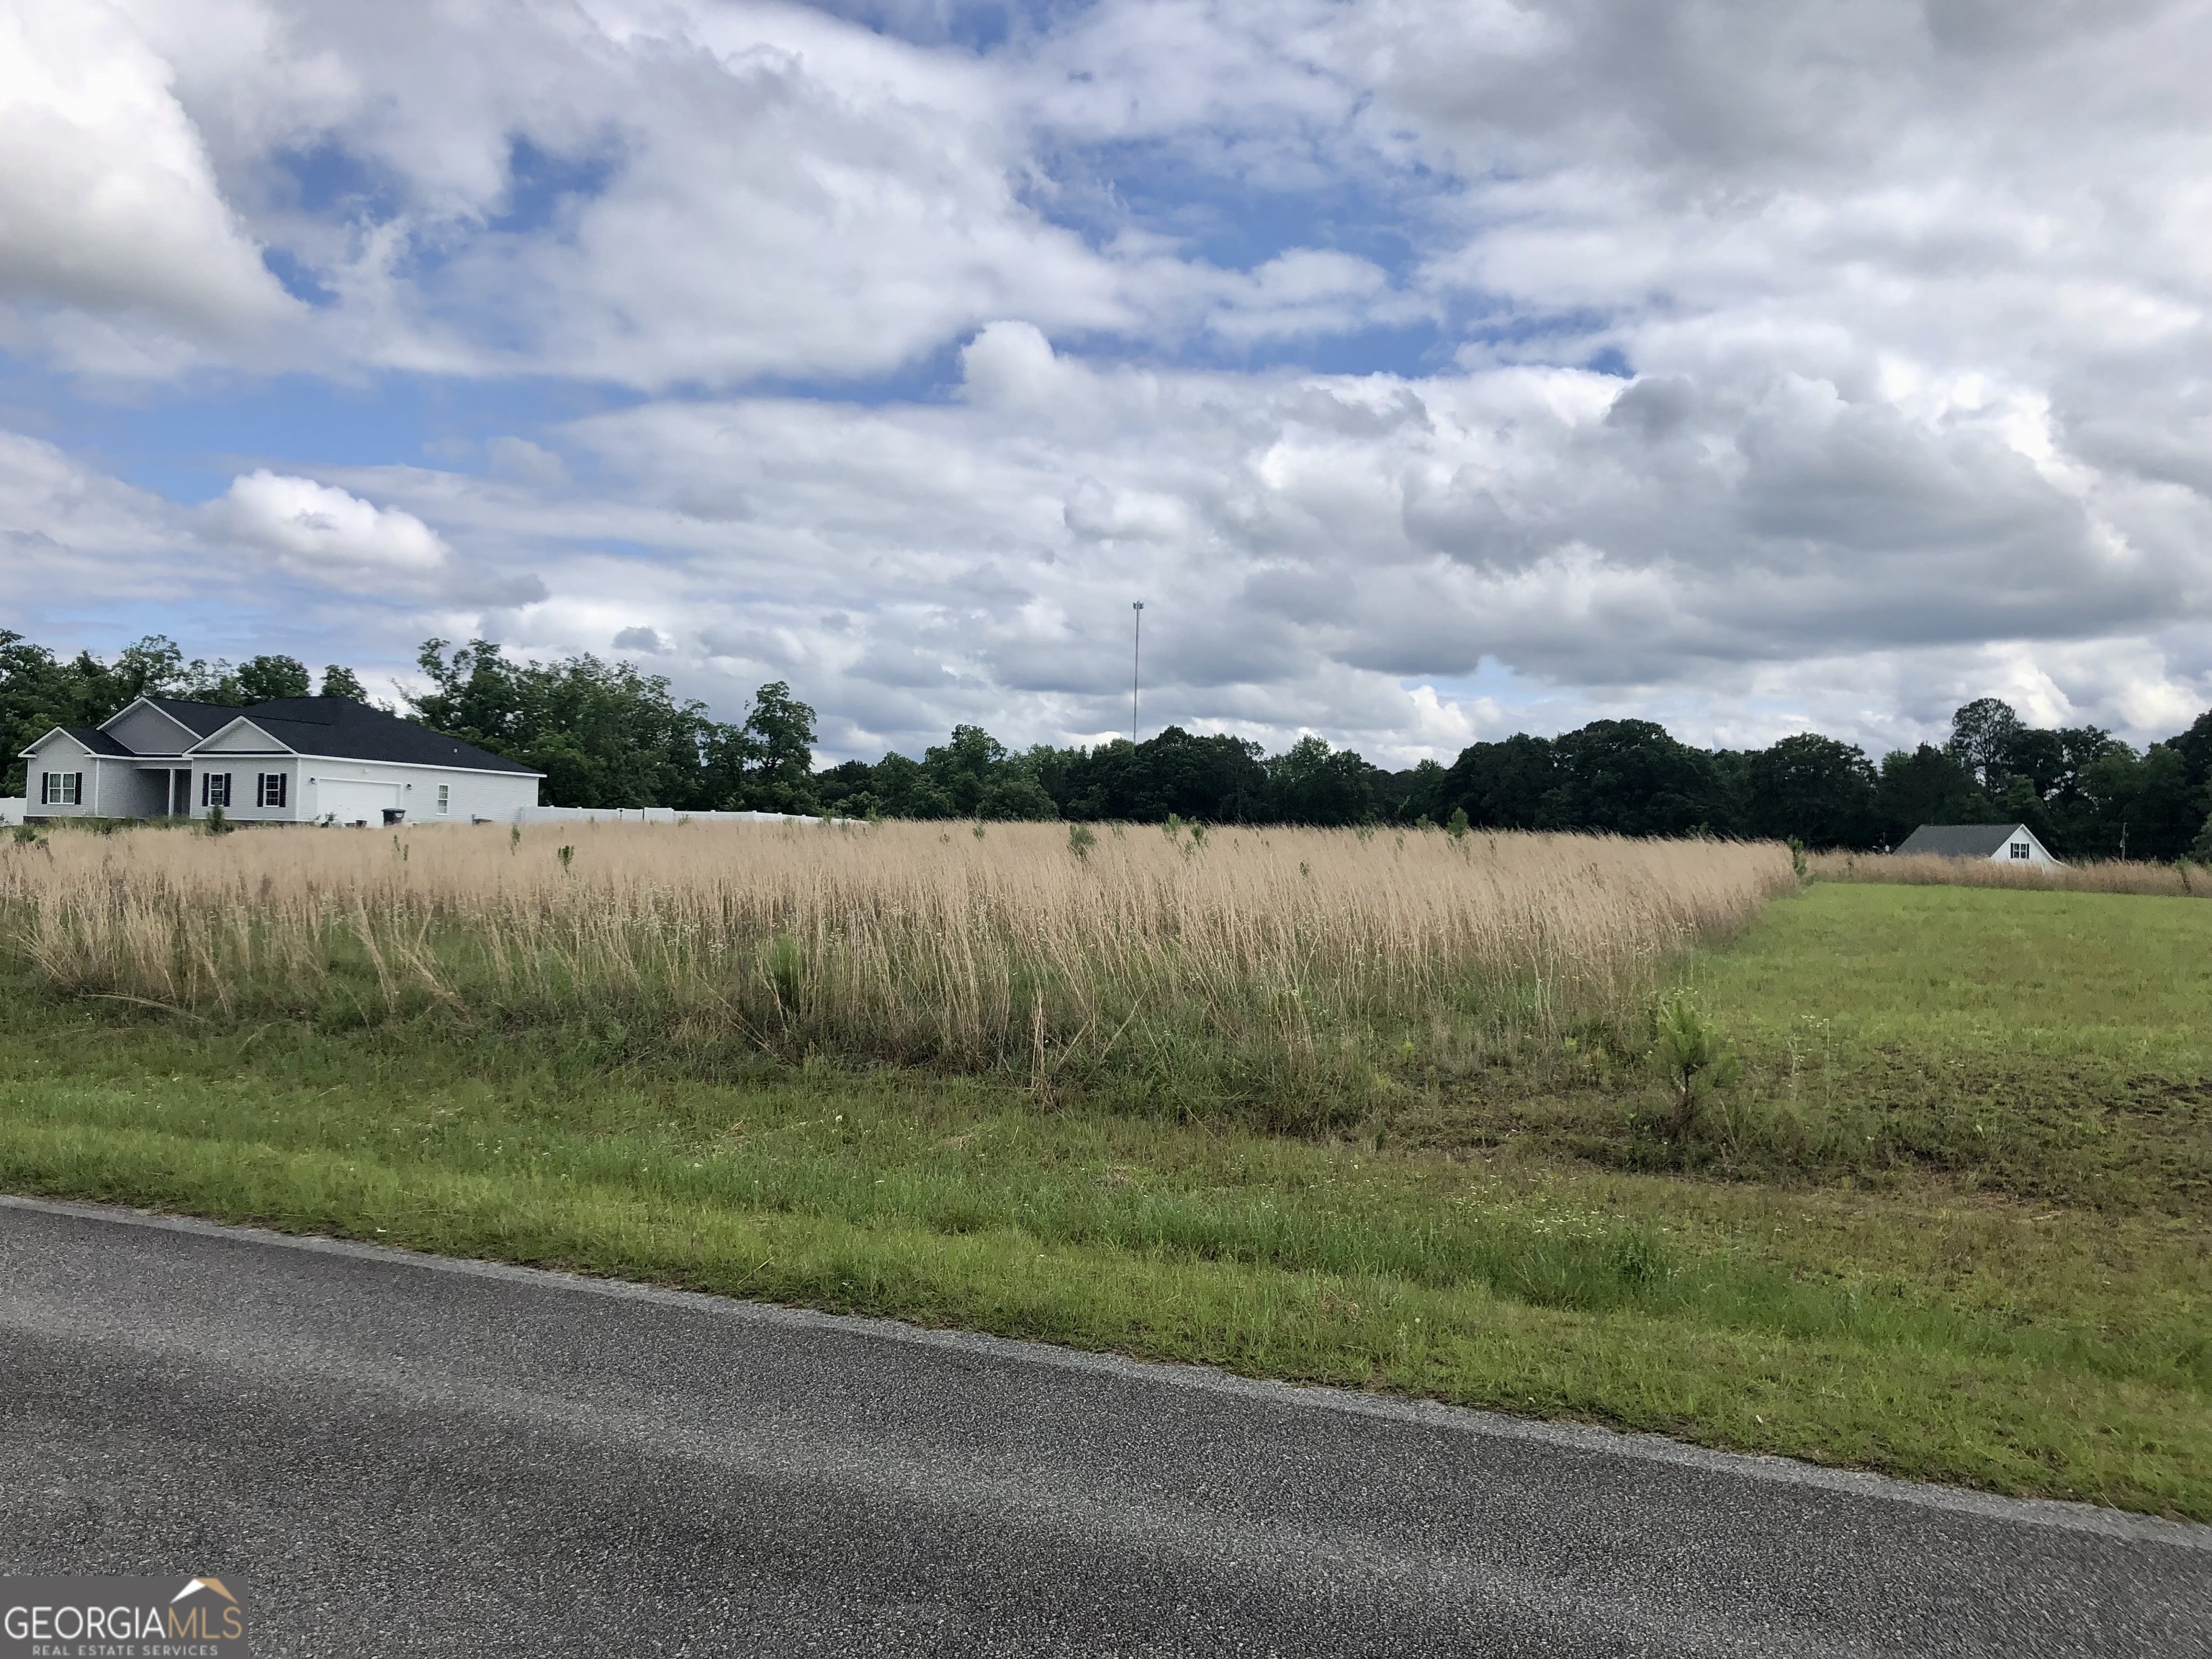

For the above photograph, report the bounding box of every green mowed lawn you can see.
[1691,884,2212,1210]
[1708,879,2212,1066]
[1,881,2206,1516]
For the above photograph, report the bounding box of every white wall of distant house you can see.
[22,736,540,826]
[1989,827,2062,868]
[282,758,539,826]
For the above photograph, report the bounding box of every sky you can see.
[3,0,2211,765]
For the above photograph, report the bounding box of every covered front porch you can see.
[125,764,196,818]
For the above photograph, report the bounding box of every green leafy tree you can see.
[811,758,881,817]
[2114,745,2208,862]
[1385,758,1449,824]
[1874,745,1989,847]
[235,655,313,703]
[1743,734,1876,849]
[1947,698,2023,791]
[319,665,369,701]
[1551,720,1726,837]
[109,636,189,700]
[866,752,955,819]
[908,725,1058,820]
[701,681,822,812]
[1,631,86,796]
[740,682,821,811]
[922,725,1009,817]
[1426,733,1562,830]
[2021,727,2126,856]
[411,638,710,808]
[1267,734,1376,826]
[1040,727,1270,822]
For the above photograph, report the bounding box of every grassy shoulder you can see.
[3,881,2210,1519]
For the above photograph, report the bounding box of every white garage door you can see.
[315,779,403,826]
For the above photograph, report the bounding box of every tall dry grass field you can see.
[1,822,1791,1117]
[1808,849,2212,898]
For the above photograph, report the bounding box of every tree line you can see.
[6,631,2211,858]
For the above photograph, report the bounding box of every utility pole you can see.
[1130,601,1145,741]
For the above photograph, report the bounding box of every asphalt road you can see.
[1,1197,2205,1657]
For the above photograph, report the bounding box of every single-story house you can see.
[1893,822,2061,868]
[20,696,542,826]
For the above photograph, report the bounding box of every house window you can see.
[2010,842,2030,860]
[40,771,82,806]
[200,772,233,809]
[436,783,450,816]
[257,773,287,809]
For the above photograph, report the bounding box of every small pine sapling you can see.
[1654,992,1740,1140]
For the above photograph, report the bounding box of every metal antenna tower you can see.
[1130,601,1145,740]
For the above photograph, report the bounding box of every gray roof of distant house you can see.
[202,698,541,775]
[1893,824,2028,859]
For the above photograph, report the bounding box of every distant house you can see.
[19,696,541,826]
[1893,822,2061,868]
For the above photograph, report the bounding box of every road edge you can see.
[6,1190,2207,1552]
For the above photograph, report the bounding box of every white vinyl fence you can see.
[495,806,848,827]
[0,799,24,827]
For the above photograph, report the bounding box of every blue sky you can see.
[4,0,2211,763]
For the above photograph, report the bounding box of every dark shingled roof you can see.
[140,698,248,739]
[194,698,541,775]
[1894,823,2030,859]
[31,726,137,757]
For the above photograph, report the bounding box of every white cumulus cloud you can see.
[0,0,294,356]
[207,470,449,586]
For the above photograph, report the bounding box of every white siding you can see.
[189,763,243,818]
[225,760,305,823]
[24,735,98,819]
[295,760,538,825]
[313,776,402,826]
[1986,825,2062,868]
